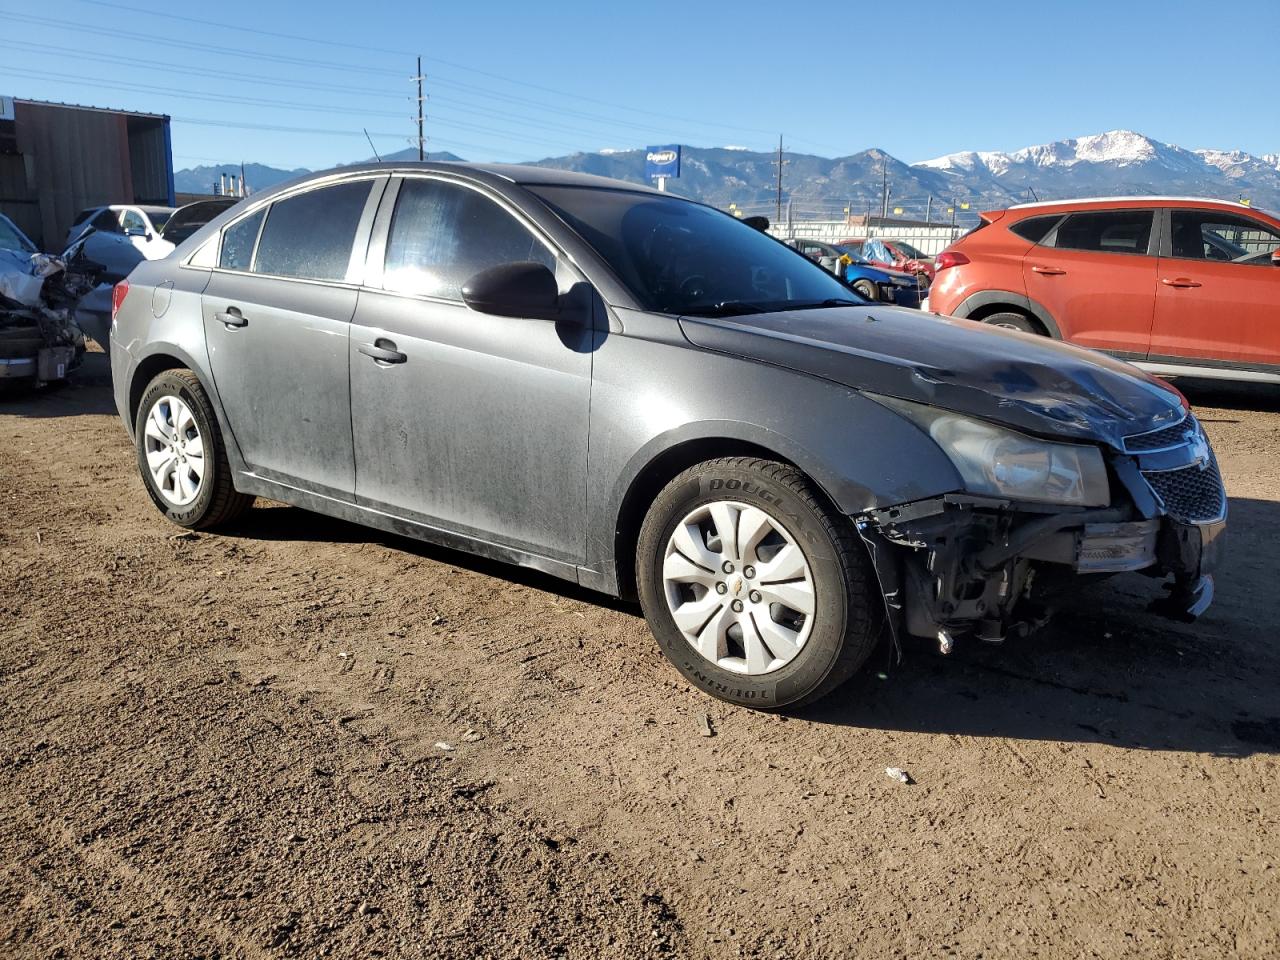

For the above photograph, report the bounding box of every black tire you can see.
[982,311,1046,335]
[134,368,253,529]
[852,279,878,302]
[636,457,880,710]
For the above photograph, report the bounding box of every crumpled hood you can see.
[679,305,1185,447]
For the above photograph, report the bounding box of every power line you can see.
[0,40,696,147]
[0,39,402,99]
[20,1,807,143]
[1,12,405,76]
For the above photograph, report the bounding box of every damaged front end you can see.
[0,249,96,390]
[858,409,1226,655]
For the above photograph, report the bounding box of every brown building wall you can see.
[0,100,172,250]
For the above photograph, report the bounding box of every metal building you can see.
[0,96,175,251]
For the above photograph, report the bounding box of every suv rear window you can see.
[1051,210,1153,255]
[1009,215,1060,243]
[253,180,372,282]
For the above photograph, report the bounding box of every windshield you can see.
[0,215,36,253]
[529,186,857,315]
[890,240,927,259]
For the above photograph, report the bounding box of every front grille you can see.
[1124,414,1194,452]
[1142,455,1225,523]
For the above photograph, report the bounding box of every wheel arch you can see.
[952,289,1061,338]
[126,345,244,476]
[610,432,850,601]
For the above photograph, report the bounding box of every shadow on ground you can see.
[0,352,116,418]
[19,368,1277,759]
[1176,376,1280,414]
[233,495,1280,759]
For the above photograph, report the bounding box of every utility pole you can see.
[775,134,785,225]
[412,55,426,161]
[925,196,932,224]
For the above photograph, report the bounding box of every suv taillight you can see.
[111,280,130,324]
[934,251,970,272]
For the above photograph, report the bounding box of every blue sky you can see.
[2,0,1276,170]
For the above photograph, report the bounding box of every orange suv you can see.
[928,197,1280,382]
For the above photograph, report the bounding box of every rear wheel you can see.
[636,457,880,709]
[134,369,252,529]
[852,279,878,301]
[982,311,1046,335]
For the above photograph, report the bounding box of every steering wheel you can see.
[679,275,709,301]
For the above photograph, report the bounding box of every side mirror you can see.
[742,215,770,232]
[461,261,560,319]
[1271,248,1280,267]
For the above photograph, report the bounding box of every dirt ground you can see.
[1,351,1278,959]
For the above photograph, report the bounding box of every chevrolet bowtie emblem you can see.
[1186,429,1211,471]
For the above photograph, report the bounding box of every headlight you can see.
[874,396,1111,506]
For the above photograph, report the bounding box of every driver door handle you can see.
[358,339,407,364]
[1161,277,1203,288]
[1030,265,1067,276]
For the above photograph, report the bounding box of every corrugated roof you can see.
[13,97,168,121]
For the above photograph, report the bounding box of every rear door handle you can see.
[1030,265,1067,276]
[358,339,407,364]
[1161,277,1202,288]
[215,307,248,328]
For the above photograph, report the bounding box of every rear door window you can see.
[1169,210,1280,266]
[382,178,555,299]
[1050,210,1154,255]
[253,180,372,281]
[219,209,265,271]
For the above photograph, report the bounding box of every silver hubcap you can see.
[662,499,816,675]
[143,394,205,507]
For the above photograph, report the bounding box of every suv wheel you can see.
[135,369,253,529]
[636,457,880,709]
[982,311,1045,335]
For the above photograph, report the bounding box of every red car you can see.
[927,197,1280,382]
[839,237,935,282]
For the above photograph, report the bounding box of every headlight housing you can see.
[874,396,1111,507]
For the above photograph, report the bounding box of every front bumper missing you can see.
[858,494,1224,652]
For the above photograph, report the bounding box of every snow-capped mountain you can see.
[917,130,1280,208]
[173,130,1279,216]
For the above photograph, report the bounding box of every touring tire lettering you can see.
[683,660,774,702]
[707,478,812,544]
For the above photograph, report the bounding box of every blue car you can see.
[786,238,924,309]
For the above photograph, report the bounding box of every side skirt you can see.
[232,471,587,588]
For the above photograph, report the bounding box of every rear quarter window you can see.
[1009,215,1061,244]
[219,209,265,271]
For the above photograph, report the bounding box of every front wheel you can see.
[135,369,253,529]
[636,457,881,709]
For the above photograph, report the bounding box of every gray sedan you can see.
[109,163,1225,708]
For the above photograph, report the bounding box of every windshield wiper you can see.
[787,298,865,310]
[681,300,770,317]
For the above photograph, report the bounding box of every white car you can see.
[63,204,176,279]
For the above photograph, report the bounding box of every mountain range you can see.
[174,132,1280,218]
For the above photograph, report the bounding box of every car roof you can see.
[303,160,664,195]
[95,204,176,214]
